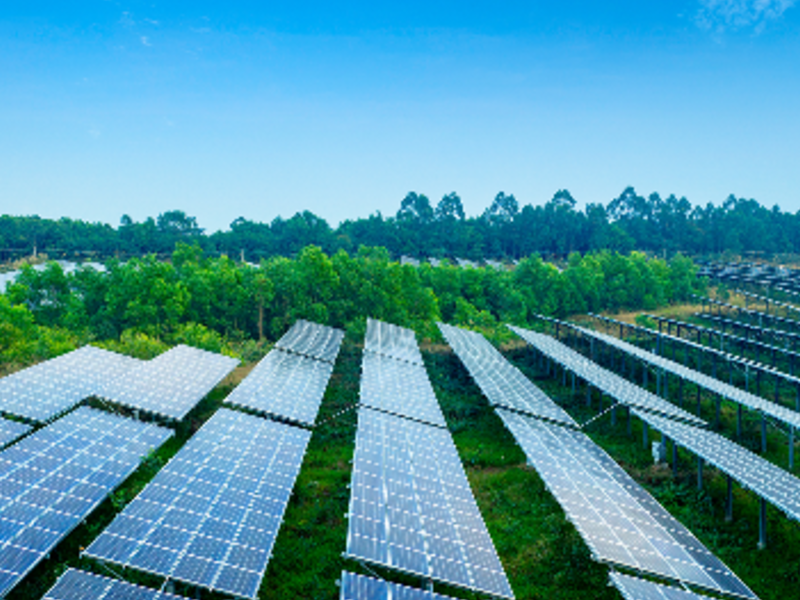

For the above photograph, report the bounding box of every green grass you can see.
[7,335,800,600]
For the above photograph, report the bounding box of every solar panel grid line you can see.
[610,571,716,600]
[43,568,187,600]
[84,409,311,600]
[631,409,800,523]
[340,570,458,600]
[507,325,705,426]
[345,408,515,599]
[358,353,448,428]
[223,348,334,427]
[572,323,800,431]
[495,409,757,600]
[0,407,173,598]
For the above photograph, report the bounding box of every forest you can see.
[0,244,702,369]
[1,187,798,262]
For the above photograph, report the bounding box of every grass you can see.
[6,318,800,600]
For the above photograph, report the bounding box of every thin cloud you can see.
[696,0,796,32]
[140,36,151,46]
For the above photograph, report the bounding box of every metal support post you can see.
[758,498,768,550]
[696,456,703,490]
[672,439,678,477]
[642,421,649,449]
[725,475,734,522]
[736,404,743,439]
[790,427,795,471]
[761,416,768,454]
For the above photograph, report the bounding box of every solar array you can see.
[438,322,577,427]
[43,569,186,600]
[85,409,311,600]
[574,324,800,431]
[359,352,447,427]
[365,318,424,365]
[644,314,800,367]
[592,314,800,392]
[634,409,800,523]
[224,349,335,427]
[101,345,238,421]
[0,407,172,597]
[697,313,800,346]
[340,571,457,600]
[345,408,514,599]
[0,346,142,422]
[0,418,29,448]
[696,296,800,335]
[508,325,705,426]
[610,571,714,600]
[275,319,345,364]
[496,409,756,599]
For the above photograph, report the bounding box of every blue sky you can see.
[1,1,799,231]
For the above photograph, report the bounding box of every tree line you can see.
[2,188,798,261]
[0,243,702,368]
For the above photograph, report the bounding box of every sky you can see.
[1,1,799,232]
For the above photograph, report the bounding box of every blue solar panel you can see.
[85,409,311,600]
[224,349,334,426]
[345,408,514,599]
[43,568,186,600]
[0,417,29,449]
[341,571,457,600]
[0,407,173,597]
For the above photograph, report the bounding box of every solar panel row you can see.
[0,407,173,597]
[365,318,424,365]
[345,408,514,600]
[340,570,456,600]
[496,410,756,600]
[101,345,238,421]
[0,346,143,422]
[224,348,335,427]
[610,571,715,600]
[633,409,800,523]
[43,568,185,600]
[507,325,705,426]
[438,323,577,427]
[275,319,345,364]
[574,323,800,431]
[84,409,311,600]
[359,352,447,427]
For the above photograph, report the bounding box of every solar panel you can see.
[438,323,577,427]
[633,409,800,523]
[0,407,172,597]
[496,409,756,600]
[0,417,29,448]
[275,319,345,363]
[365,318,424,365]
[508,326,705,426]
[101,345,238,421]
[574,324,800,431]
[610,572,716,600]
[224,349,334,426]
[43,568,186,600]
[359,352,447,427]
[345,408,514,599]
[0,346,142,422]
[340,571,457,600]
[84,409,311,600]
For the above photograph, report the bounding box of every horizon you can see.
[2,2,799,232]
